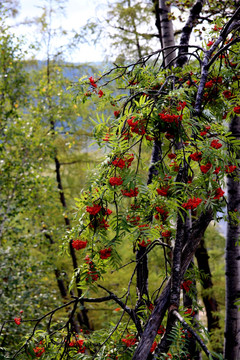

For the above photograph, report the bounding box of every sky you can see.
[6,0,109,63]
[6,0,204,64]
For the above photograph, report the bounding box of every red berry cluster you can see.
[225,165,237,173]
[89,76,97,88]
[150,341,157,353]
[181,280,193,292]
[168,153,176,159]
[88,77,104,98]
[86,204,102,215]
[155,206,169,221]
[121,187,139,197]
[72,239,87,250]
[157,324,166,335]
[68,339,86,353]
[127,116,146,135]
[99,247,112,259]
[189,152,202,161]
[109,176,123,186]
[87,205,112,231]
[200,162,212,173]
[207,40,214,47]
[234,106,240,114]
[214,187,225,199]
[85,256,99,283]
[200,125,211,137]
[158,112,182,124]
[126,215,140,225]
[223,90,233,99]
[182,197,202,210]
[184,308,196,316]
[121,334,137,347]
[14,317,21,325]
[112,154,134,169]
[162,230,171,238]
[103,133,111,141]
[210,139,222,149]
[176,101,187,111]
[156,186,170,197]
[139,239,151,247]
[33,347,45,358]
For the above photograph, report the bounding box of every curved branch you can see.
[172,310,217,359]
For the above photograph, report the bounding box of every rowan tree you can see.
[81,3,225,347]
[65,2,239,359]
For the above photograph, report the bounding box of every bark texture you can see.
[152,0,163,49]
[176,0,205,67]
[159,0,176,66]
[224,115,240,360]
[195,238,220,332]
[156,214,186,355]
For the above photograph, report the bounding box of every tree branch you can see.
[172,310,217,359]
[97,284,142,334]
[176,0,205,67]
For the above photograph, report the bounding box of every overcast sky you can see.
[7,0,108,63]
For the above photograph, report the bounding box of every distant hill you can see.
[23,60,109,80]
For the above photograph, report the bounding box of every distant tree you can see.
[0,1,101,355]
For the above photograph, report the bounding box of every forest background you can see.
[1,1,240,360]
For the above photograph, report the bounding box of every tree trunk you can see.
[54,156,91,330]
[176,0,205,68]
[159,0,176,66]
[133,209,212,360]
[136,245,149,302]
[152,0,163,49]
[195,237,220,333]
[224,115,240,360]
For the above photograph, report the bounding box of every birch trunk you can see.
[224,115,240,360]
[159,0,176,66]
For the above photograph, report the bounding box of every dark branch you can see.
[176,0,205,67]
[172,310,218,359]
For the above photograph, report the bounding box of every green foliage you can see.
[79,0,159,62]
[0,7,100,358]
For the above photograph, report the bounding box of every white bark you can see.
[224,115,240,360]
[159,0,176,66]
